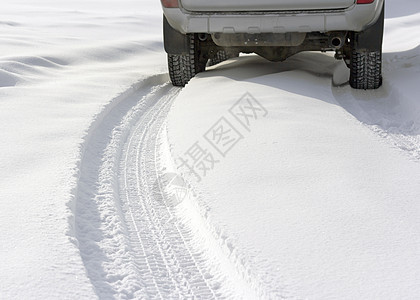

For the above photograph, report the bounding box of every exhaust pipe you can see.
[329,36,344,49]
[198,33,208,42]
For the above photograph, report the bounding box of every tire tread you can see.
[168,35,199,87]
[350,49,382,90]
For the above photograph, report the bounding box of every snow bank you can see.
[166,2,420,298]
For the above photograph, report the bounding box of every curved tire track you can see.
[74,75,255,299]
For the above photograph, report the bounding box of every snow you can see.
[0,0,419,299]
[167,54,420,298]
[0,0,166,298]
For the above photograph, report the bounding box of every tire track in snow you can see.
[74,74,173,298]
[74,75,257,299]
[121,87,218,299]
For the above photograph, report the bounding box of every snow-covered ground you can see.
[0,0,419,299]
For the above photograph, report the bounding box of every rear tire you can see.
[349,4,384,90]
[168,34,207,87]
[207,50,239,67]
[350,49,382,90]
[167,54,185,87]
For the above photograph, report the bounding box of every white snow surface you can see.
[0,0,166,298]
[0,0,419,299]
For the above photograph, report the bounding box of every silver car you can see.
[161,0,385,89]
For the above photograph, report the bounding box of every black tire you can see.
[207,50,239,67]
[349,4,384,90]
[168,34,207,87]
[168,54,185,87]
[350,50,382,90]
[207,50,228,66]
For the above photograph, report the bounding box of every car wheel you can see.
[349,49,382,90]
[207,50,239,67]
[349,4,384,90]
[168,34,207,87]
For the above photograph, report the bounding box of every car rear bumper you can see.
[180,0,355,12]
[163,1,384,34]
